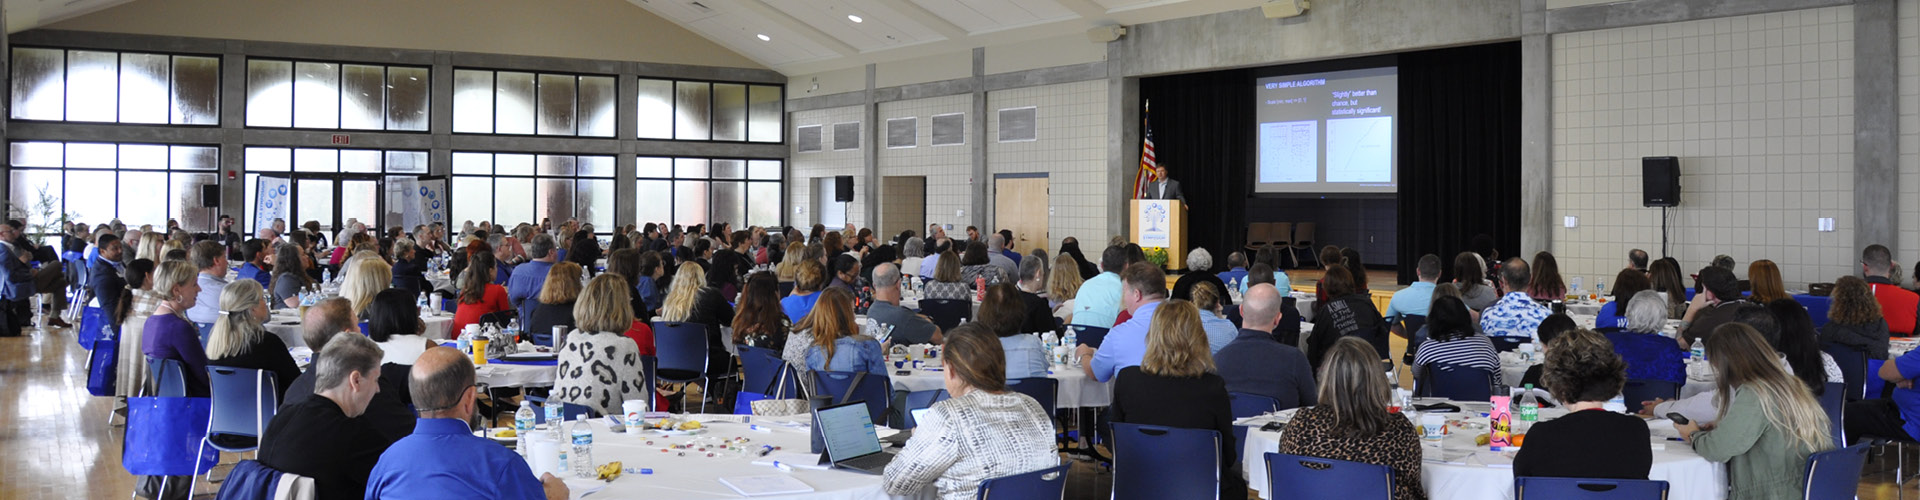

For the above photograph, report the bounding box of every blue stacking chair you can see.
[1067,325,1110,348]
[149,357,188,398]
[652,321,713,413]
[1265,452,1394,500]
[1228,392,1281,466]
[194,367,279,498]
[1007,377,1059,430]
[1818,382,1845,446]
[1822,342,1869,401]
[738,345,796,400]
[1803,444,1869,500]
[1513,477,1669,499]
[1416,362,1494,401]
[1622,379,1680,414]
[976,463,1069,500]
[920,298,972,332]
[898,389,950,429]
[1489,336,1526,352]
[811,370,892,427]
[1111,423,1222,500]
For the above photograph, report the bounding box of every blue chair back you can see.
[1489,336,1526,352]
[1228,392,1282,470]
[651,321,711,382]
[204,366,279,452]
[811,370,891,426]
[533,401,595,423]
[976,463,1069,500]
[920,299,972,332]
[1803,444,1869,500]
[1818,382,1845,446]
[149,357,187,398]
[1417,362,1494,401]
[738,345,797,398]
[1513,477,1669,499]
[1006,377,1059,419]
[1111,423,1222,500]
[1068,324,1110,348]
[899,389,950,429]
[1821,342,1868,401]
[1622,379,1680,414]
[1265,452,1393,500]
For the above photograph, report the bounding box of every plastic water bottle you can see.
[505,318,522,344]
[1517,384,1540,423]
[321,268,333,285]
[1596,277,1606,298]
[1041,331,1059,352]
[1691,339,1706,361]
[544,402,563,439]
[569,416,594,478]
[417,292,432,314]
[1062,328,1077,349]
[514,401,536,456]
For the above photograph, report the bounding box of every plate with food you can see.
[474,427,518,443]
[648,418,707,435]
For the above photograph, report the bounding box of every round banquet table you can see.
[550,415,929,499]
[263,309,455,349]
[889,364,1112,409]
[1291,293,1317,322]
[1240,404,1728,500]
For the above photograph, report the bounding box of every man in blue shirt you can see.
[1214,284,1317,409]
[1480,258,1550,342]
[1084,262,1167,383]
[233,239,271,289]
[1068,246,1128,339]
[1216,252,1249,290]
[1847,343,1920,445]
[507,234,557,324]
[365,347,568,500]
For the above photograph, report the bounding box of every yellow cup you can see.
[471,338,490,365]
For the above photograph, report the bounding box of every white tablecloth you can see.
[1292,293,1317,322]
[263,310,455,349]
[889,365,1112,409]
[1242,405,1728,500]
[1564,300,1603,316]
[552,416,926,500]
[476,361,559,388]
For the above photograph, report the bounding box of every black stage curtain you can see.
[1138,69,1254,264]
[1396,42,1523,284]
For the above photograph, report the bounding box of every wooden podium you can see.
[1130,199,1187,271]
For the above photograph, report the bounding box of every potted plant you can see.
[1144,247,1169,269]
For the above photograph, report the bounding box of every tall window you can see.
[9,141,220,231]
[636,79,783,142]
[10,48,220,124]
[452,70,616,137]
[245,59,430,131]
[242,147,430,234]
[635,157,781,229]
[451,152,616,233]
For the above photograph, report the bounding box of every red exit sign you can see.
[331,134,350,145]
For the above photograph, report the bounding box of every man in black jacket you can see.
[89,234,128,326]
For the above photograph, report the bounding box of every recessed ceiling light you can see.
[847,14,863,23]
[757,34,771,41]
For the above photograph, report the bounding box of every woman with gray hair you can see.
[1603,289,1688,385]
[898,237,926,285]
[1170,247,1232,306]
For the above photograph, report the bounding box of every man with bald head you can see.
[282,298,417,441]
[366,347,569,500]
[1212,284,1317,409]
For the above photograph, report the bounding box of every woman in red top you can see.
[453,251,512,335]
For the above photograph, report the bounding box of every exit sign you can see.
[331,134,350,145]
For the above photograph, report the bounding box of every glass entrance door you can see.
[290,174,382,237]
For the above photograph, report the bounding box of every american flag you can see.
[1133,101,1157,199]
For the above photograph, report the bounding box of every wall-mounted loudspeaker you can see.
[835,176,854,202]
[201,184,221,208]
[1642,156,1679,207]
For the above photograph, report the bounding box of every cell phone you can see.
[1666,412,1690,425]
[1260,421,1285,432]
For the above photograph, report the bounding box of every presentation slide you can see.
[1254,67,1399,194]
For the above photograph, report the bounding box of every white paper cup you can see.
[526,434,562,477]
[1421,414,1446,444]
[622,400,647,435]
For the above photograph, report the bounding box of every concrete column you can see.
[1106,41,1138,240]
[863,64,879,227]
[0,5,8,213]
[219,51,249,222]
[1519,0,1553,257]
[970,48,988,231]
[1856,0,1899,252]
[615,74,639,230]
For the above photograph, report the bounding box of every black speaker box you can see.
[1642,156,1679,207]
[834,175,854,202]
[201,184,221,208]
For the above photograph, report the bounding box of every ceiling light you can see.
[847,14,862,23]
[757,34,771,41]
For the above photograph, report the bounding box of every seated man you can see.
[365,347,568,500]
[864,263,941,344]
[1214,284,1316,409]
[1677,265,1756,349]
[1863,244,1919,336]
[283,298,417,441]
[258,333,392,500]
[1083,263,1168,382]
[1480,257,1550,343]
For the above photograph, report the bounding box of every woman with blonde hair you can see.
[659,261,735,378]
[802,287,885,375]
[1190,283,1238,354]
[1678,323,1833,499]
[553,273,652,416]
[1047,253,1083,317]
[527,262,584,346]
[1747,260,1789,305]
[135,231,166,263]
[205,280,299,399]
[776,241,806,285]
[1280,336,1425,500]
[338,257,392,320]
[1110,299,1245,500]
[1821,275,1890,358]
[142,260,210,396]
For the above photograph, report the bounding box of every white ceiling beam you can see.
[884,0,971,40]
[737,0,862,57]
[1053,0,1111,20]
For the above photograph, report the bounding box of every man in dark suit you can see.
[1146,165,1186,204]
[89,234,128,325]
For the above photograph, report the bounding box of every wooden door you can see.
[993,176,1048,256]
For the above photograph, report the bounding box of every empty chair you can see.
[1243,223,1272,252]
[1264,452,1393,500]
[1821,343,1868,401]
[921,299,973,332]
[1228,392,1281,464]
[1288,223,1317,268]
[1802,444,1869,500]
[194,367,280,497]
[1269,222,1294,255]
[975,463,1070,500]
[1416,362,1495,401]
[1818,382,1845,446]
[1513,477,1669,499]
[652,321,713,413]
[1006,377,1059,430]
[1621,379,1680,414]
[148,357,188,398]
[811,370,892,427]
[1110,423,1222,500]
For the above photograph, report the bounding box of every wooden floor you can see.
[1,311,1910,499]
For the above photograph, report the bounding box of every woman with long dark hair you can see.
[1527,251,1568,301]
[732,272,790,352]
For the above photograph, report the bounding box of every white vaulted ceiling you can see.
[628,0,1267,75]
[5,0,136,32]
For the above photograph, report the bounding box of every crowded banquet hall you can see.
[3,0,1918,499]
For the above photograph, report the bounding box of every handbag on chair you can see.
[749,365,810,416]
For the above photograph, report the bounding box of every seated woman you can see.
[1307,265,1390,367]
[389,239,427,294]
[1593,269,1651,330]
[553,274,652,417]
[1605,290,1688,385]
[450,251,512,335]
[1747,260,1791,305]
[1514,328,1651,479]
[1191,283,1239,354]
[143,260,211,397]
[1527,251,1568,301]
[958,241,1007,288]
[882,322,1060,498]
[527,262,585,347]
[781,260,827,322]
[1110,300,1247,500]
[1820,276,1890,359]
[732,272,791,352]
[339,257,391,321]
[924,250,972,301]
[802,288,887,375]
[978,283,1048,380]
[659,261,736,378]
[1677,323,1835,499]
[269,243,312,309]
[205,280,301,399]
[1280,336,1425,500]
[1048,254,1082,320]
[1411,296,1500,379]
[365,288,436,367]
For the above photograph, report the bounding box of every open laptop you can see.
[813,400,896,475]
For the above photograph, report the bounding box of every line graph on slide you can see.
[1325,116,1393,183]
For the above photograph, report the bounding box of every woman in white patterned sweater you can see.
[554,274,650,417]
[883,322,1058,499]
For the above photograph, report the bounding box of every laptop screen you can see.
[817,402,883,461]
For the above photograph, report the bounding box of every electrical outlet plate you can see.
[1818,218,1835,232]
[1564,216,1578,228]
